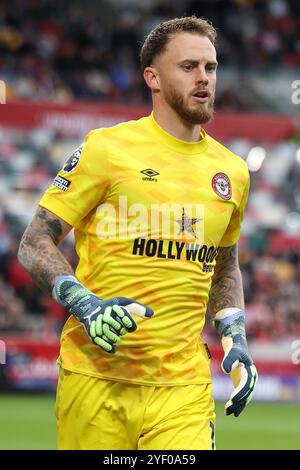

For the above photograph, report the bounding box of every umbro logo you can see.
[141,168,159,177]
[140,168,159,182]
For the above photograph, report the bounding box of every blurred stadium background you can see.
[0,0,300,450]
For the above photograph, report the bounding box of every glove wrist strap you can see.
[52,275,81,305]
[213,308,248,350]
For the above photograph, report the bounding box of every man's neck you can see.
[152,107,202,143]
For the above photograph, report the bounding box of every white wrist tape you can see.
[214,307,244,321]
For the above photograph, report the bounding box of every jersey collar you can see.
[148,112,209,155]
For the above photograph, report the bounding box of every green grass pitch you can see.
[0,394,299,449]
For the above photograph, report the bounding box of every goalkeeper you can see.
[18,16,257,450]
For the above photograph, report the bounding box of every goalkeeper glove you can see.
[213,308,258,417]
[53,275,153,354]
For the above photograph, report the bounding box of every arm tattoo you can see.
[36,208,63,244]
[207,244,244,317]
[18,207,74,294]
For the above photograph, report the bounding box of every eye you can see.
[206,65,217,73]
[182,64,194,71]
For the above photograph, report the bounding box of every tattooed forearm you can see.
[207,244,244,317]
[18,207,74,294]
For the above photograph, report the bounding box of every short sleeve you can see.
[219,172,250,247]
[38,130,110,228]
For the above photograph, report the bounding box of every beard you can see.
[164,86,215,125]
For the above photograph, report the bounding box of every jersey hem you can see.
[57,360,212,387]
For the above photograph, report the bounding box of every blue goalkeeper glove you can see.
[53,275,154,354]
[213,309,258,417]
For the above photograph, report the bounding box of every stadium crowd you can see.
[0,0,299,343]
[0,0,299,109]
[0,123,300,343]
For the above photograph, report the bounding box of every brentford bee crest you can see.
[212,173,232,200]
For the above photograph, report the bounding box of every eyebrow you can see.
[178,59,218,66]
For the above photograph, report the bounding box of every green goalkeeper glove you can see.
[53,275,154,353]
[213,308,258,417]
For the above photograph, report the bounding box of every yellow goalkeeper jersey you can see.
[39,113,250,386]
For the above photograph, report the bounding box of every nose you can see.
[195,66,209,85]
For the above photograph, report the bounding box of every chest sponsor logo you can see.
[212,172,232,200]
[132,238,218,270]
[176,207,203,239]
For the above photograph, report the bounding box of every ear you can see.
[143,67,160,92]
